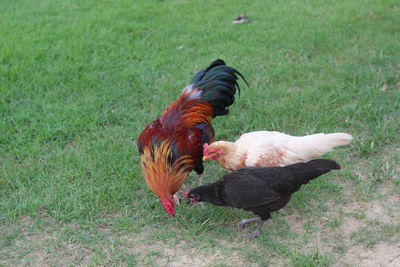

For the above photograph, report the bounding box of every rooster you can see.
[202,131,352,170]
[186,159,341,237]
[137,59,246,217]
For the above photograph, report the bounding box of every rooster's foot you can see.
[173,193,181,206]
[197,174,204,186]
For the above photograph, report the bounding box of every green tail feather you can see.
[190,59,247,117]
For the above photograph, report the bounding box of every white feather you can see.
[211,131,353,170]
[182,84,202,100]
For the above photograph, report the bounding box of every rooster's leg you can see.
[197,173,204,186]
[173,193,180,206]
[238,217,266,238]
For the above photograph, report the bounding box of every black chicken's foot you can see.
[241,227,263,238]
[238,218,265,238]
[237,217,262,229]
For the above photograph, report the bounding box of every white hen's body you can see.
[213,131,353,170]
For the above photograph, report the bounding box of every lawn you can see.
[1,0,399,266]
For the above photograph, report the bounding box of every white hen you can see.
[203,131,353,170]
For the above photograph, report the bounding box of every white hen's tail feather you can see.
[285,133,353,163]
[320,133,353,147]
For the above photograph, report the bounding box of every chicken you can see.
[137,59,246,217]
[202,131,352,170]
[186,159,340,237]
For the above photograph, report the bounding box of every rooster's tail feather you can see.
[188,59,247,117]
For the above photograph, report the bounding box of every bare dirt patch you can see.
[0,217,94,266]
[118,230,251,266]
[274,148,400,265]
[343,243,400,267]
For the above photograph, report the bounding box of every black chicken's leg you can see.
[238,216,269,238]
[238,217,262,228]
[238,218,265,238]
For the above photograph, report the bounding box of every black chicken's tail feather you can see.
[283,159,340,190]
[190,59,247,117]
[306,159,341,172]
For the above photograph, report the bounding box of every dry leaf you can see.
[232,14,249,24]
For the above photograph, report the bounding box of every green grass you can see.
[1,0,400,265]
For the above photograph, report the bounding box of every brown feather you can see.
[140,141,194,199]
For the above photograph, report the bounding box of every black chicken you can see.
[186,159,341,237]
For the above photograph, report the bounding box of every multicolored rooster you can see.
[137,59,246,217]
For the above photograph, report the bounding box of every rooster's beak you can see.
[202,156,208,161]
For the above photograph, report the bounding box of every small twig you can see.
[389,254,400,263]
